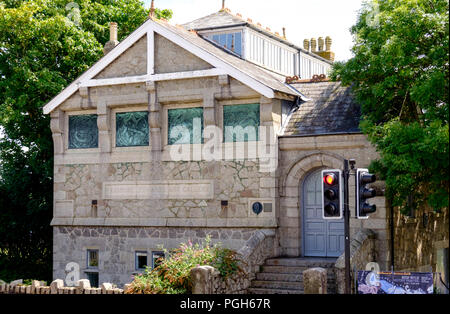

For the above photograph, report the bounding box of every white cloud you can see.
[145,0,365,61]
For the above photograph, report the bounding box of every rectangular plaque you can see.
[55,200,74,218]
[102,180,214,200]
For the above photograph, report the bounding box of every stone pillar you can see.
[79,86,91,109]
[202,91,221,160]
[146,81,162,152]
[190,266,216,294]
[97,101,111,153]
[303,268,327,294]
[50,109,64,155]
[259,96,279,174]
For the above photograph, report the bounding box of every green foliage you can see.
[331,0,449,212]
[125,237,245,294]
[0,0,171,282]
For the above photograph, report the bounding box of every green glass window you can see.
[116,111,149,147]
[68,114,98,149]
[168,107,203,145]
[223,103,260,142]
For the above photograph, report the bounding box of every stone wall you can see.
[53,226,270,287]
[393,205,449,273]
[0,279,124,294]
[191,229,278,294]
[334,229,376,294]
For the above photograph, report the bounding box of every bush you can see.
[125,236,244,294]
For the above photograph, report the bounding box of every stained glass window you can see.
[168,107,203,145]
[223,104,260,142]
[68,114,98,149]
[116,111,149,147]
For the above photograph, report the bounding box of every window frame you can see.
[221,102,261,143]
[151,251,165,269]
[163,102,204,148]
[135,251,148,271]
[65,110,100,152]
[200,27,244,57]
[86,249,99,270]
[112,106,151,151]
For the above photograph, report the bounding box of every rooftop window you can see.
[205,32,242,57]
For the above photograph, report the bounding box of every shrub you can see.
[125,236,244,294]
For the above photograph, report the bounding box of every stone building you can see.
[43,6,395,292]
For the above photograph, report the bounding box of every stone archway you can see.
[279,152,344,257]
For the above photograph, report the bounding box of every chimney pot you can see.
[104,22,119,55]
[325,36,332,51]
[282,27,286,39]
[303,39,310,51]
[109,22,118,42]
[318,37,324,51]
[310,38,317,52]
[149,0,155,19]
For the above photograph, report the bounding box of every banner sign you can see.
[357,271,434,294]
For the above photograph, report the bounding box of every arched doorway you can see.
[302,168,345,257]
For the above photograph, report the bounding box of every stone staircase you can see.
[247,257,337,294]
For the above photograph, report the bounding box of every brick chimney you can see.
[315,36,335,62]
[103,22,119,55]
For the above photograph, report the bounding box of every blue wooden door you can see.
[303,169,345,257]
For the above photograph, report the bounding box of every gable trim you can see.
[81,68,228,87]
[43,20,153,115]
[43,18,277,115]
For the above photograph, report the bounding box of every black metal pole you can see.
[344,159,351,294]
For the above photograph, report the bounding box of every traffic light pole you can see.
[343,159,351,294]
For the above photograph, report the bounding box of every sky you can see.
[144,0,366,62]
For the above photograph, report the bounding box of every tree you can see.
[0,0,172,282]
[331,0,449,213]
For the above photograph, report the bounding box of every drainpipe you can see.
[390,203,395,271]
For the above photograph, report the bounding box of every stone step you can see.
[256,272,303,282]
[261,265,336,277]
[256,271,335,282]
[264,257,337,268]
[247,287,304,294]
[250,280,303,290]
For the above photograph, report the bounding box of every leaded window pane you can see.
[168,107,203,145]
[68,114,98,149]
[223,103,260,142]
[116,111,149,147]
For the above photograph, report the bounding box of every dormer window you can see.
[205,31,242,57]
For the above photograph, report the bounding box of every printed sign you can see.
[357,271,434,294]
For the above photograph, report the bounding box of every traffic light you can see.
[356,168,377,219]
[321,169,343,219]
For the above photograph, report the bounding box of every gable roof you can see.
[43,17,306,115]
[182,9,246,30]
[283,81,361,136]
